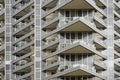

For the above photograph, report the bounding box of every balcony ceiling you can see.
[0,14,4,21]
[61,43,93,54]
[64,69,92,76]
[94,0,105,7]
[61,0,94,9]
[60,20,93,32]
[44,0,58,8]
[14,67,31,73]
[0,0,4,3]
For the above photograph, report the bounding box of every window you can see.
[65,11,70,17]
[78,32,82,40]
[78,10,82,17]
[71,55,75,65]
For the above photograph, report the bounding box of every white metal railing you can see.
[115,39,120,45]
[59,17,94,28]
[59,63,96,73]
[14,22,27,32]
[14,41,27,50]
[14,60,28,69]
[94,37,106,46]
[13,0,30,13]
[58,39,95,50]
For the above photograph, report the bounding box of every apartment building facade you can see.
[0,0,119,80]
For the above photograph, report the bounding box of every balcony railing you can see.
[46,58,58,66]
[58,16,94,28]
[94,37,106,46]
[115,39,120,45]
[13,22,27,32]
[58,39,95,50]
[14,41,27,50]
[58,62,96,73]
[13,0,30,13]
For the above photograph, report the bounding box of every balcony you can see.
[14,71,34,80]
[42,40,107,61]
[114,10,120,21]
[115,71,120,78]
[42,39,59,51]
[43,55,106,72]
[115,39,120,52]
[114,31,120,40]
[114,1,120,14]
[0,44,4,52]
[42,0,58,8]
[42,0,71,18]
[94,0,107,7]
[94,60,106,70]
[13,31,34,45]
[0,73,4,80]
[13,41,34,55]
[12,51,34,64]
[115,21,120,29]
[13,21,34,36]
[13,0,34,16]
[94,37,106,49]
[42,17,106,40]
[44,63,106,80]
[94,12,107,29]
[0,4,4,19]
[14,41,28,50]
[42,0,107,19]
[13,61,34,73]
[42,14,59,30]
[13,22,27,32]
[114,51,120,59]
[13,11,34,26]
